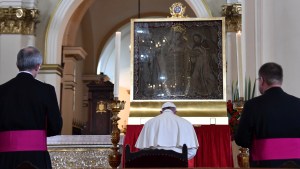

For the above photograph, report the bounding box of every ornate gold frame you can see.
[130,17,227,117]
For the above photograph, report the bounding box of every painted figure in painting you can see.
[188,33,218,97]
[134,21,223,100]
[159,24,190,97]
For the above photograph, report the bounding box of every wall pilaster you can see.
[61,46,86,135]
[221,3,241,100]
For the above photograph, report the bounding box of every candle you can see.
[236,31,244,98]
[114,32,121,98]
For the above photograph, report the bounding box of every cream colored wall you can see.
[207,0,227,17]
[75,60,85,122]
[260,0,300,97]
[0,35,35,84]
[80,12,97,74]
[226,32,239,100]
[36,0,60,56]
[243,0,300,98]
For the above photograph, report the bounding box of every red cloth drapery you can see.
[122,125,233,168]
[122,125,143,167]
[194,125,233,167]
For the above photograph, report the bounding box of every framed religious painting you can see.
[130,17,227,117]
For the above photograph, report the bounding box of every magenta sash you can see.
[0,130,47,152]
[251,138,300,161]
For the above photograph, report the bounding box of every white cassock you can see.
[135,109,199,159]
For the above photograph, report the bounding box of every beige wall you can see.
[242,0,300,98]
[36,0,60,56]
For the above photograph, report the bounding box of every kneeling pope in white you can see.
[135,102,199,159]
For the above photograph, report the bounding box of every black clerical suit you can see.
[235,87,300,168]
[0,72,63,169]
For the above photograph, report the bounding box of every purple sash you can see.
[0,130,47,152]
[252,138,300,161]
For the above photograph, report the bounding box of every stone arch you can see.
[44,0,85,64]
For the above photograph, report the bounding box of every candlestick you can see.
[96,99,126,168]
[114,32,121,98]
[108,99,125,168]
[236,31,244,97]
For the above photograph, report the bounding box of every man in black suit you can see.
[235,62,300,168]
[0,46,63,169]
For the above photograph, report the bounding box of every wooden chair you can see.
[124,144,188,168]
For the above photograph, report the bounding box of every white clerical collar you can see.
[19,71,33,76]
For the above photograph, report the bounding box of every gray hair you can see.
[16,46,43,71]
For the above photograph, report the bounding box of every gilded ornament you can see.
[96,101,107,113]
[237,147,250,168]
[171,23,186,34]
[221,3,242,32]
[49,148,111,168]
[0,7,39,35]
[169,2,188,18]
[16,9,24,18]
